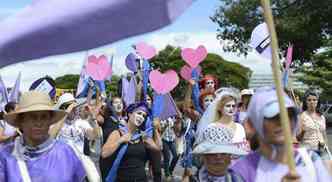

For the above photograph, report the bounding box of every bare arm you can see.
[144,137,161,152]
[101,130,131,158]
[0,128,11,143]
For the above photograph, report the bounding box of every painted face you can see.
[131,110,147,127]
[205,79,215,90]
[146,96,152,108]
[20,111,53,145]
[203,153,231,176]
[112,98,123,113]
[203,95,214,109]
[306,95,318,111]
[222,100,236,117]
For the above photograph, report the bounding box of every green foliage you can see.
[298,48,332,101]
[211,0,332,66]
[55,74,79,89]
[150,45,252,100]
[55,74,121,97]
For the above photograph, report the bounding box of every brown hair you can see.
[214,95,235,122]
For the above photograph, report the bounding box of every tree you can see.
[55,74,121,97]
[55,74,79,89]
[211,0,332,66]
[298,47,332,101]
[150,45,252,100]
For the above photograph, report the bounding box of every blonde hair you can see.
[214,95,235,122]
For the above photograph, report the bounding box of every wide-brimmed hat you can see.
[192,123,248,155]
[4,91,66,127]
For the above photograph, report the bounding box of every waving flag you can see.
[8,72,21,103]
[0,76,8,111]
[0,0,192,67]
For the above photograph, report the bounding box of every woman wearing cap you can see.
[192,123,247,182]
[297,90,330,157]
[0,91,86,181]
[101,102,160,182]
[231,88,332,182]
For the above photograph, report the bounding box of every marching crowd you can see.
[0,73,332,182]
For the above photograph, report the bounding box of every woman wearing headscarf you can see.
[101,102,160,182]
[0,91,86,181]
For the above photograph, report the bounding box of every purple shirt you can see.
[0,141,86,182]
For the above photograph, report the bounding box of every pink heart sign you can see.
[181,45,207,68]
[149,70,179,94]
[86,55,112,81]
[136,42,156,59]
[180,65,202,81]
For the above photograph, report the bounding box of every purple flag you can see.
[0,0,192,67]
[0,76,8,111]
[8,72,21,103]
[159,93,177,120]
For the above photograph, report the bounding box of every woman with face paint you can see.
[199,75,219,92]
[215,94,246,144]
[111,97,127,125]
[199,90,216,111]
[101,102,160,182]
[230,88,332,182]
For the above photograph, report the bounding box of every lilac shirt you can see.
[231,150,332,182]
[0,141,86,182]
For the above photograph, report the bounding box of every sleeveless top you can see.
[116,130,147,182]
[300,111,326,150]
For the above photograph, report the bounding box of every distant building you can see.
[249,72,308,92]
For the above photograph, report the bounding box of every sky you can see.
[0,0,271,90]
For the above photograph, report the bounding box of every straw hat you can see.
[192,123,248,155]
[4,91,66,127]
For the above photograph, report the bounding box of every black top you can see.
[116,131,147,182]
[100,116,119,181]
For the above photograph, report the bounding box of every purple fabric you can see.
[0,0,192,67]
[0,76,8,112]
[230,151,260,182]
[0,141,86,182]
[8,72,21,103]
[121,75,136,107]
[159,93,177,120]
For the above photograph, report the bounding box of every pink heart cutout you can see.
[180,65,202,81]
[149,70,179,94]
[86,55,112,80]
[136,42,156,59]
[181,45,207,68]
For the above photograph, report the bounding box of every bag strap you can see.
[12,139,32,182]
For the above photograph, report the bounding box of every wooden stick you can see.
[260,0,297,174]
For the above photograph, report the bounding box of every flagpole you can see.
[260,0,297,174]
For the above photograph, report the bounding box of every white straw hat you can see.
[193,123,248,155]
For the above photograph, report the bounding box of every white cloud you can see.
[144,31,272,74]
[0,31,273,91]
